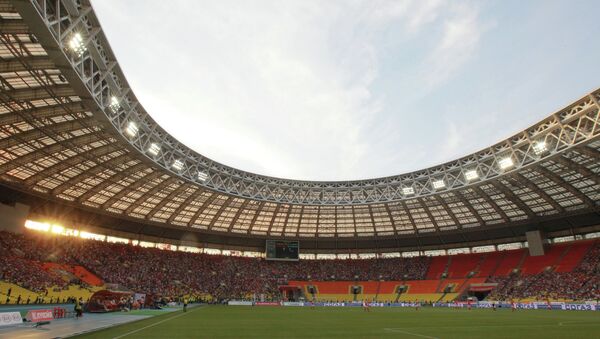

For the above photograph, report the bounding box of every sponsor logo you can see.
[562,304,595,311]
[254,302,280,306]
[0,312,22,327]
[228,301,254,306]
[282,302,304,307]
[26,309,53,323]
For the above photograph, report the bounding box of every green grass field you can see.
[74,305,600,339]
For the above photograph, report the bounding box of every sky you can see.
[91,0,600,181]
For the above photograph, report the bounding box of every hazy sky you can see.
[91,0,600,181]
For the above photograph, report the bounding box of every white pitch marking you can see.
[383,328,439,339]
[112,307,199,339]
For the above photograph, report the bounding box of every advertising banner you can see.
[0,312,22,327]
[254,302,281,306]
[281,302,304,307]
[228,301,254,306]
[26,309,53,323]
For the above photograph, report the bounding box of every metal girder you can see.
[433,194,463,229]
[0,116,94,149]
[553,155,600,185]
[245,201,266,234]
[0,20,29,34]
[76,162,148,203]
[146,180,189,220]
[453,190,486,226]
[488,181,536,219]
[186,191,220,228]
[0,57,55,72]
[512,172,565,213]
[0,102,87,126]
[227,199,251,232]
[470,186,511,222]
[166,187,203,224]
[124,176,179,215]
[0,132,103,174]
[18,0,600,206]
[100,170,166,210]
[420,198,441,232]
[50,152,134,196]
[266,203,283,235]
[0,84,74,101]
[23,142,121,185]
[534,164,596,208]
[207,196,234,230]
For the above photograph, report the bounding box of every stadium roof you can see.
[1,0,599,251]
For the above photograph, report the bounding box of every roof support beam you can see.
[166,188,203,224]
[0,102,87,126]
[0,84,74,101]
[553,155,600,185]
[186,192,220,228]
[100,170,165,210]
[124,176,179,215]
[0,132,103,174]
[471,186,512,222]
[489,181,537,219]
[0,57,55,72]
[147,181,189,220]
[24,142,122,185]
[512,172,565,213]
[75,162,148,203]
[534,165,595,208]
[453,190,487,226]
[0,117,94,149]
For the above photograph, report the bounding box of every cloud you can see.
[422,3,492,88]
[91,0,500,180]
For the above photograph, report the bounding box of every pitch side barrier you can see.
[228,300,599,311]
[436,301,599,311]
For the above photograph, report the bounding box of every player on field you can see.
[492,302,496,311]
[511,299,517,312]
[467,299,472,311]
[362,299,370,312]
[415,299,420,311]
[546,299,552,311]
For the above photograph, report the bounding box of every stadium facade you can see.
[1,0,599,254]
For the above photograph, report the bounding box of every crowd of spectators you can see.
[488,243,600,301]
[1,231,598,302]
[0,231,429,300]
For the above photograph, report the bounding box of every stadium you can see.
[0,0,599,338]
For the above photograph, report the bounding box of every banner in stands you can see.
[26,309,53,323]
[228,301,254,306]
[0,312,22,327]
[255,302,280,306]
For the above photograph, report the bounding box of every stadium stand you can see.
[1,230,599,304]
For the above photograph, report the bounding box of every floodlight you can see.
[198,171,208,181]
[432,179,445,189]
[68,33,86,56]
[465,169,479,181]
[148,143,160,156]
[532,141,547,155]
[109,96,120,112]
[498,157,514,170]
[172,160,184,171]
[125,121,138,137]
[402,187,414,195]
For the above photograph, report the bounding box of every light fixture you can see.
[465,169,479,181]
[125,121,138,137]
[532,141,547,155]
[198,171,208,181]
[148,143,160,156]
[68,33,86,57]
[172,160,184,171]
[432,179,446,189]
[498,157,514,170]
[109,96,120,112]
[402,187,414,195]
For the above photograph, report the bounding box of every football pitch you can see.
[74,305,600,338]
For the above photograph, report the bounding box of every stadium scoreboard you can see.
[265,240,299,261]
